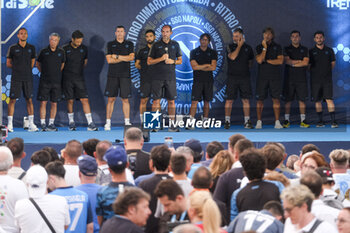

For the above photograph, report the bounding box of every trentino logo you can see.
[143,110,162,129]
[1,0,54,9]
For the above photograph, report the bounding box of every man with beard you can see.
[309,31,337,128]
[135,29,156,124]
[6,28,38,132]
[148,25,182,132]
[224,28,254,129]
[187,33,217,130]
[255,27,284,129]
[282,30,310,128]
[62,30,97,131]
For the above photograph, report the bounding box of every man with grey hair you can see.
[37,32,65,131]
[0,146,28,232]
[124,127,151,179]
[330,149,350,202]
[281,184,336,233]
[175,146,194,173]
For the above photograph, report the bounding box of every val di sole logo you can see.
[127,0,241,116]
[1,0,54,9]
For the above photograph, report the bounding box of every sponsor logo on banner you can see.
[127,0,241,115]
[327,0,350,10]
[1,0,54,9]
[143,111,162,129]
[143,111,221,129]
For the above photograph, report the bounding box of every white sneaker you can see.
[274,120,283,129]
[23,117,29,129]
[7,125,14,133]
[28,124,39,132]
[125,122,132,126]
[255,120,262,129]
[104,123,111,131]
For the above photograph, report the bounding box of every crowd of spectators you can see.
[1,128,350,233]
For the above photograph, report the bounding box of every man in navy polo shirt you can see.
[135,29,155,124]
[187,33,217,130]
[37,32,65,131]
[255,27,284,129]
[6,27,38,132]
[62,30,97,131]
[104,26,135,130]
[282,30,310,128]
[309,31,337,128]
[147,25,182,132]
[224,28,254,129]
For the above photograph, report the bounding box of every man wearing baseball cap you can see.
[14,165,70,233]
[76,155,101,233]
[184,139,204,179]
[96,146,134,226]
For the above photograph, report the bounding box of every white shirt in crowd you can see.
[311,199,339,227]
[64,165,81,187]
[15,194,70,233]
[175,179,193,197]
[283,217,338,233]
[0,175,28,233]
[8,167,26,182]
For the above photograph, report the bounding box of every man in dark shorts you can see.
[135,29,155,124]
[6,27,38,132]
[187,33,217,130]
[62,30,97,131]
[283,30,310,128]
[104,26,135,130]
[309,31,337,128]
[37,33,65,131]
[255,27,284,129]
[224,28,254,129]
[147,25,182,132]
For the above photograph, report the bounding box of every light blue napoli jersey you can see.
[51,187,92,233]
[227,210,283,233]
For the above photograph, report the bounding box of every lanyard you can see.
[171,211,187,222]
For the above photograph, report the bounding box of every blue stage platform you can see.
[6,124,350,170]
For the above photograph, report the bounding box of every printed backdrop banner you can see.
[1,0,350,126]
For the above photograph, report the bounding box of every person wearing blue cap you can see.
[76,155,101,233]
[96,146,134,226]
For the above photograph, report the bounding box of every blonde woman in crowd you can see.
[188,191,227,233]
[209,150,233,193]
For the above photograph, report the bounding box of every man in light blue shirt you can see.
[46,160,93,233]
[76,155,101,233]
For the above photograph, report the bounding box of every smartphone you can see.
[164,136,174,148]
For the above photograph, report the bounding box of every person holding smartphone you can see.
[224,28,254,129]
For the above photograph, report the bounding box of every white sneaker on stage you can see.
[104,123,111,131]
[255,120,262,129]
[7,125,13,133]
[28,124,39,132]
[274,120,283,129]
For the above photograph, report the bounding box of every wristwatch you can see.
[262,48,267,51]
[116,55,119,59]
